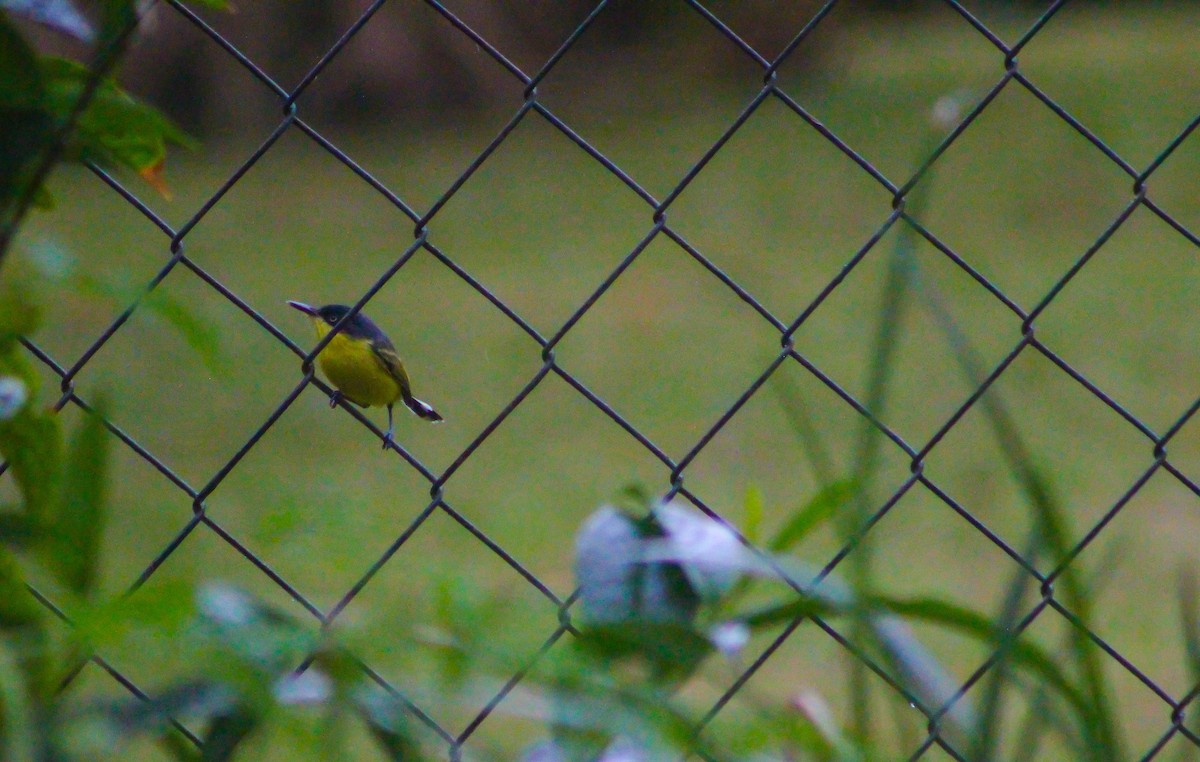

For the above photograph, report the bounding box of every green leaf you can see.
[1182,573,1200,726]
[0,16,49,205]
[789,689,865,762]
[0,548,40,627]
[0,337,37,394]
[0,511,37,546]
[157,728,203,762]
[874,595,1087,719]
[738,594,842,630]
[70,578,195,657]
[0,399,61,527]
[742,485,764,546]
[0,550,49,701]
[0,636,36,762]
[56,681,234,760]
[0,17,43,110]
[355,685,422,761]
[1,0,94,41]
[543,677,704,761]
[46,396,110,596]
[200,709,258,762]
[0,20,50,213]
[769,479,857,553]
[95,0,137,47]
[39,57,196,195]
[576,621,714,683]
[75,271,224,375]
[968,543,1038,762]
[141,288,223,374]
[0,278,40,350]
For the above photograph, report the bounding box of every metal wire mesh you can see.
[12,1,1200,759]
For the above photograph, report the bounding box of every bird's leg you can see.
[382,403,395,450]
[328,390,344,409]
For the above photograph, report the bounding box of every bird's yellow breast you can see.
[313,327,402,408]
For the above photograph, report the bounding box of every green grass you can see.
[11,5,1200,759]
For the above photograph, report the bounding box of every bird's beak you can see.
[287,300,318,316]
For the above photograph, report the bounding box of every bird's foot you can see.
[328,390,344,409]
[381,432,394,450]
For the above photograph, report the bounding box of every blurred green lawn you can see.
[13,4,1200,759]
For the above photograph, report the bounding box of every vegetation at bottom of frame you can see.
[1,371,1193,762]
[5,1,1200,759]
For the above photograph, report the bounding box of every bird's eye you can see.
[326,316,339,325]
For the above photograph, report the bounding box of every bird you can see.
[288,301,442,448]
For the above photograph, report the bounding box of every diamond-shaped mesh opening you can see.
[180,128,421,306]
[920,347,1154,565]
[790,222,1021,449]
[532,1,770,200]
[554,234,784,460]
[667,93,895,320]
[17,171,176,365]
[1033,205,1200,433]
[1065,469,1200,699]
[679,357,913,558]
[418,112,653,336]
[199,401,437,612]
[293,3,532,209]
[337,506,562,736]
[10,2,1200,758]
[1017,3,1200,170]
[66,267,299,487]
[918,82,1135,310]
[442,372,666,596]
[772,0,1004,185]
[53,525,324,727]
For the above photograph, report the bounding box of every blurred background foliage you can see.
[24,0,1102,132]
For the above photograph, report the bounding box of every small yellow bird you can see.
[289,301,442,448]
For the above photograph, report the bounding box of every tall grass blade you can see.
[909,248,1121,760]
[1178,572,1200,746]
[770,373,837,486]
[968,542,1037,761]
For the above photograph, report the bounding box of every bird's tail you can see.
[404,395,443,423]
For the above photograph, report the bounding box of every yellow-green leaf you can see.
[46,397,109,596]
[39,57,196,197]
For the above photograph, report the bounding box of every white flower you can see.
[0,378,27,421]
[709,621,750,658]
[274,669,332,706]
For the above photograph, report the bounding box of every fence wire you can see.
[13,1,1200,760]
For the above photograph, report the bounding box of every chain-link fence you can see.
[13,1,1200,759]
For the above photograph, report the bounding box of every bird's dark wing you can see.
[371,341,412,398]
